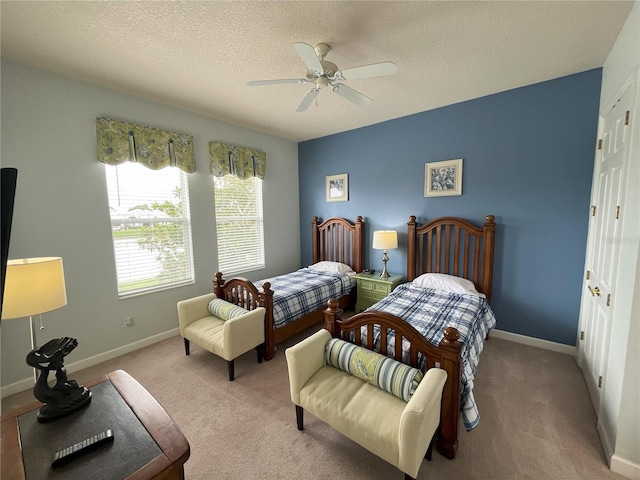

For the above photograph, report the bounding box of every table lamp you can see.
[1,257,67,381]
[372,231,398,279]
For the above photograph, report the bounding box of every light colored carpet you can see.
[2,324,624,480]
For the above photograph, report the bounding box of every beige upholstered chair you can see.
[286,329,447,479]
[177,293,266,381]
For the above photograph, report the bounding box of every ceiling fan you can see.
[247,42,398,112]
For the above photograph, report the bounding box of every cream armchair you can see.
[286,329,447,480]
[177,293,266,381]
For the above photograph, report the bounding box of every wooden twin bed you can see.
[214,216,363,361]
[213,213,496,460]
[324,214,496,460]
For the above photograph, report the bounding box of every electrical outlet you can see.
[124,316,134,327]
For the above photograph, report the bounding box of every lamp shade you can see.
[372,231,398,250]
[1,257,67,319]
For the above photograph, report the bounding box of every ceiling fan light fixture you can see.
[249,41,397,111]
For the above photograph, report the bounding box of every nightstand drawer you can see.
[359,279,375,291]
[359,280,395,294]
[358,290,387,303]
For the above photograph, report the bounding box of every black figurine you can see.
[26,337,92,422]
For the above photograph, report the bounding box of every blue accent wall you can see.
[298,69,602,346]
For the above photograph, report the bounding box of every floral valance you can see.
[96,117,195,173]
[209,141,266,180]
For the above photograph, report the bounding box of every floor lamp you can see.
[1,257,67,382]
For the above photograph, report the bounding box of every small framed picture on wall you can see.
[424,159,463,197]
[326,173,349,202]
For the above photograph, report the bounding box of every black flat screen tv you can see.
[1,167,18,318]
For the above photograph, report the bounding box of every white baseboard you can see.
[600,404,640,480]
[491,329,576,356]
[599,418,617,464]
[1,328,180,399]
[611,454,640,480]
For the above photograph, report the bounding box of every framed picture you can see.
[326,173,349,202]
[424,159,463,197]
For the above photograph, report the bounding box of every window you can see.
[213,175,265,274]
[105,162,194,296]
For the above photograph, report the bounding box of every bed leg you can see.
[256,345,263,363]
[437,437,457,459]
[227,359,235,381]
[262,343,275,361]
[404,474,415,480]
[295,405,304,431]
[184,338,190,356]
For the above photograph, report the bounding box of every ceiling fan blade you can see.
[337,61,398,81]
[247,78,309,86]
[331,84,372,107]
[293,42,324,76]
[296,88,319,112]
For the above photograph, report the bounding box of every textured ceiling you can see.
[0,1,633,142]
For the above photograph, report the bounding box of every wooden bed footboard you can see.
[213,273,354,361]
[213,272,276,360]
[323,298,463,459]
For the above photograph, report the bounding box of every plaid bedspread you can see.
[363,283,496,431]
[255,268,353,329]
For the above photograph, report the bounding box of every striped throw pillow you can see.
[207,298,248,320]
[324,338,423,402]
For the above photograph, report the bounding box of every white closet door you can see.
[578,80,635,412]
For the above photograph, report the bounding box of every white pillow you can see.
[412,273,482,296]
[308,261,354,274]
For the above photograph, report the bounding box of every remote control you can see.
[52,429,114,467]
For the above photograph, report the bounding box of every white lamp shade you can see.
[2,257,67,319]
[372,231,398,250]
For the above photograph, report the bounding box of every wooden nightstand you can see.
[354,273,403,312]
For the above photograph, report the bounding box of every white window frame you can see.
[213,175,265,275]
[104,162,195,297]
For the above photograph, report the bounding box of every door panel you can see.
[578,81,634,412]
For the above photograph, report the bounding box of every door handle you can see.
[588,286,601,296]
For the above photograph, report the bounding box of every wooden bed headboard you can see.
[312,216,364,273]
[407,215,496,302]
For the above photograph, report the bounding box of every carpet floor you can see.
[2,324,624,480]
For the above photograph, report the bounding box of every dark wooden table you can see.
[1,369,190,480]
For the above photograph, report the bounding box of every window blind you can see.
[105,162,194,296]
[213,175,265,274]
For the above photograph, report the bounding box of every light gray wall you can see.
[0,59,300,387]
